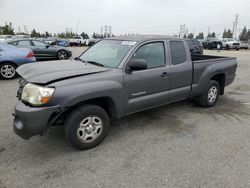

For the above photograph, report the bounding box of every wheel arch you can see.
[0,61,18,68]
[50,96,118,127]
[211,73,225,95]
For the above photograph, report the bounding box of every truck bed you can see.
[191,54,230,61]
[190,54,237,98]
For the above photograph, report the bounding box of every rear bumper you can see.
[13,102,58,139]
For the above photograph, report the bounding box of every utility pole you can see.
[101,26,103,36]
[104,25,108,37]
[179,24,186,38]
[108,26,112,37]
[232,14,239,39]
[76,20,79,36]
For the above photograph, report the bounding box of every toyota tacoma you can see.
[13,35,237,150]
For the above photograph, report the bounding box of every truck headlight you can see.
[21,83,55,105]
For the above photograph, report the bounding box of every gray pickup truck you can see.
[13,35,237,150]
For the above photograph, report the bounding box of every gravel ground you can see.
[0,49,250,188]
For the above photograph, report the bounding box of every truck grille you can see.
[233,43,240,46]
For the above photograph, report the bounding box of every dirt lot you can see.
[0,49,250,188]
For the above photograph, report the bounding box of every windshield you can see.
[79,40,135,68]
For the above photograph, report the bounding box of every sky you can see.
[0,0,249,37]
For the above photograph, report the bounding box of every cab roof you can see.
[107,35,183,43]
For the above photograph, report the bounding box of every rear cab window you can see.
[169,41,187,65]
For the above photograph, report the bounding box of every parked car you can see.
[69,36,85,46]
[13,35,237,150]
[221,38,240,50]
[202,37,222,49]
[12,35,30,40]
[239,41,249,49]
[0,42,36,79]
[186,39,203,55]
[85,38,100,46]
[7,39,72,60]
[0,35,13,42]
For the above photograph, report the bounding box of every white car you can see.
[222,38,240,50]
[239,41,249,49]
[69,36,85,46]
[0,35,13,42]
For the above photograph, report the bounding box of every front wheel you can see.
[0,63,17,79]
[57,50,68,60]
[64,105,110,150]
[198,80,220,107]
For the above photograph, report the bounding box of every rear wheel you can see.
[57,50,68,60]
[198,80,220,107]
[64,105,110,150]
[0,63,17,79]
[225,45,230,50]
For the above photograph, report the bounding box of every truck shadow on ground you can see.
[41,95,249,150]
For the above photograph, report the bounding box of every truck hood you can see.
[16,60,109,84]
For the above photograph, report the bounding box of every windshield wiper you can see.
[74,57,104,67]
[86,60,104,67]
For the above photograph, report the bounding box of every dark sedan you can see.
[7,39,72,60]
[186,39,203,55]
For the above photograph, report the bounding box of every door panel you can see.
[31,40,53,58]
[169,40,193,102]
[124,41,171,114]
[124,68,170,113]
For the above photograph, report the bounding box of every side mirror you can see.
[46,44,50,48]
[126,59,147,73]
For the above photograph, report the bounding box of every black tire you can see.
[236,48,239,51]
[64,105,110,150]
[0,63,17,80]
[198,80,220,107]
[225,45,230,50]
[57,50,68,60]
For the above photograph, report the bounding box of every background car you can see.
[186,39,203,55]
[239,41,249,49]
[202,37,222,50]
[0,42,36,79]
[0,35,13,42]
[6,39,72,60]
[85,38,100,46]
[221,38,240,50]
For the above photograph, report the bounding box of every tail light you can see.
[26,51,34,58]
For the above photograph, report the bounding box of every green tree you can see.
[187,33,194,39]
[0,22,14,35]
[196,32,204,39]
[30,29,37,37]
[57,32,66,38]
[183,34,187,38]
[239,26,248,41]
[223,29,233,38]
[211,32,216,37]
[80,32,89,39]
[45,31,51,38]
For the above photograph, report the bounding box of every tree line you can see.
[186,26,250,41]
[1,22,250,41]
[0,22,93,39]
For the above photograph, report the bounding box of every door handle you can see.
[160,72,168,77]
